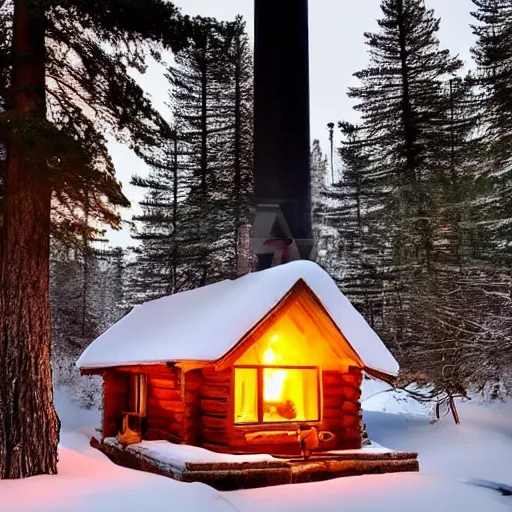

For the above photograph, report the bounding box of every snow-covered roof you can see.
[77,260,399,376]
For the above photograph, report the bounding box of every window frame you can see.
[124,373,147,417]
[233,365,321,426]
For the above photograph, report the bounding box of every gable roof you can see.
[77,260,399,376]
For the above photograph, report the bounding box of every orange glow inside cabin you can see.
[233,290,362,425]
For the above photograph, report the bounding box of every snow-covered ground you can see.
[1,381,511,512]
[362,379,512,485]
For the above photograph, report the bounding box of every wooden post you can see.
[449,394,461,425]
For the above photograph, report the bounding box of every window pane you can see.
[128,374,140,412]
[234,368,258,424]
[127,374,146,415]
[263,368,318,422]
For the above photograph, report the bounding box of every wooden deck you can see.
[91,436,419,490]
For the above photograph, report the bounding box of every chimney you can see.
[251,0,314,270]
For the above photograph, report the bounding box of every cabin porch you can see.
[90,435,419,491]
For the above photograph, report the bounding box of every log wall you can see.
[322,367,363,450]
[198,367,231,452]
[101,365,185,442]
[144,365,184,442]
[102,364,364,453]
[183,370,203,445]
[103,372,128,437]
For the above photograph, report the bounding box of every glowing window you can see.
[234,368,258,424]
[234,366,319,424]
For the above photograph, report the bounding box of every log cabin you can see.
[77,260,399,458]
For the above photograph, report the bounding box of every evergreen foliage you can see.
[50,240,125,409]
[322,0,512,398]
[130,15,253,302]
[0,0,192,478]
[0,0,193,245]
[471,0,512,264]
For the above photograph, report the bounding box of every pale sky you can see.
[107,0,476,247]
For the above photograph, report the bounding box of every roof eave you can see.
[78,359,215,375]
[364,366,398,385]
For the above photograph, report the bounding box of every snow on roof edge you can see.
[77,260,399,377]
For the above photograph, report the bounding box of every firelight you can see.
[262,345,287,402]
[263,346,276,365]
[263,369,287,402]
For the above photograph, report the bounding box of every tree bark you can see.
[233,34,242,275]
[0,0,60,479]
[449,394,461,426]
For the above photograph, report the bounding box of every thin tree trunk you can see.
[449,394,461,425]
[199,51,209,282]
[397,0,431,271]
[172,135,178,292]
[397,0,415,175]
[200,53,208,194]
[81,195,90,337]
[234,36,242,275]
[0,0,60,479]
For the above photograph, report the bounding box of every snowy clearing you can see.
[0,382,511,511]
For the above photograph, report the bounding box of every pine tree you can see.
[311,138,353,293]
[350,0,462,276]
[130,131,191,301]
[398,77,497,395]
[471,0,512,264]
[346,0,489,392]
[219,16,254,277]
[337,123,389,327]
[131,16,253,301]
[469,0,512,389]
[0,0,191,479]
[311,139,348,293]
[51,241,126,408]
[310,139,329,253]
[168,16,253,286]
[50,242,122,356]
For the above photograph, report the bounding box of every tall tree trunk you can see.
[0,0,60,479]
[200,53,208,193]
[199,52,209,282]
[171,134,179,293]
[234,36,242,275]
[397,0,416,175]
[81,195,90,337]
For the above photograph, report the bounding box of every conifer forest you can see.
[0,0,511,481]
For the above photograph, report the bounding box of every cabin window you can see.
[234,367,320,424]
[126,374,147,416]
[234,368,258,424]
